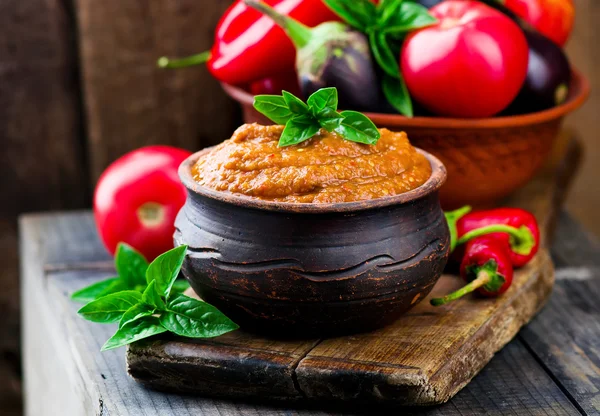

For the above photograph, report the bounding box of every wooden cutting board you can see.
[126,134,581,406]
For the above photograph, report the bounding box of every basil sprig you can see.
[71,243,190,303]
[322,0,437,117]
[254,87,380,147]
[73,244,239,350]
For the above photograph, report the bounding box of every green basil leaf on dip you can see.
[335,111,381,145]
[282,90,310,115]
[307,87,338,113]
[253,95,294,124]
[279,118,322,147]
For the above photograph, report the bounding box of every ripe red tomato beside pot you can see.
[94,146,192,261]
[400,0,529,118]
[504,0,574,47]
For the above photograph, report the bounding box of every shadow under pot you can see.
[175,149,450,337]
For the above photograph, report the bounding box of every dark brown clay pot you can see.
[222,70,589,209]
[175,149,449,337]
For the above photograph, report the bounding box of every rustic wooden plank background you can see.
[564,0,600,235]
[1,0,598,415]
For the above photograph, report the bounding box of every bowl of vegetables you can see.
[159,0,589,208]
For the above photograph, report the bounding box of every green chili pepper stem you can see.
[244,0,313,49]
[157,51,212,69]
[430,271,490,306]
[456,224,535,256]
[444,206,472,253]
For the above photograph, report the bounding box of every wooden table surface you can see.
[20,211,600,416]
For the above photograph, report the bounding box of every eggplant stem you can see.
[157,51,211,69]
[244,0,313,48]
[430,271,490,306]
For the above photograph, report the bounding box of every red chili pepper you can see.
[444,205,472,252]
[456,208,540,268]
[157,0,339,85]
[431,236,514,306]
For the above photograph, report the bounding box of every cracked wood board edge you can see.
[294,251,555,405]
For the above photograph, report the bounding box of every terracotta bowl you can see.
[222,70,589,208]
[174,148,450,337]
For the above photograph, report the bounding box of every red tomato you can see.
[400,0,529,118]
[504,0,574,46]
[94,146,192,261]
[249,71,302,97]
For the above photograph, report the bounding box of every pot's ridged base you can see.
[175,190,450,336]
[182,238,447,337]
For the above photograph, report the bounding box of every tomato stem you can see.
[137,202,166,228]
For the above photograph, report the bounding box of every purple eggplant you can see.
[412,0,444,9]
[506,30,571,113]
[244,0,382,112]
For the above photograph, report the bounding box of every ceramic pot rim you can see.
[179,147,447,214]
[221,69,589,130]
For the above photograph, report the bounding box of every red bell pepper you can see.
[456,208,540,268]
[157,0,339,85]
[431,236,514,306]
[249,71,302,96]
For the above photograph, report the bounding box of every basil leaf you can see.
[171,279,191,295]
[278,118,321,147]
[377,0,405,26]
[119,303,154,329]
[145,245,187,298]
[335,111,380,145]
[369,31,401,79]
[115,243,148,287]
[101,316,167,351]
[317,107,345,132]
[282,91,309,115]
[307,87,338,113]
[159,295,239,338]
[77,291,143,323]
[142,280,166,310]
[383,74,413,117]
[253,95,293,125]
[322,0,375,31]
[71,277,125,303]
[382,2,437,33]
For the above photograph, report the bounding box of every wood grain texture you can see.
[293,251,554,405]
[21,213,583,415]
[519,213,600,415]
[1,1,87,415]
[0,0,87,216]
[564,0,600,236]
[0,219,21,416]
[74,0,241,183]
